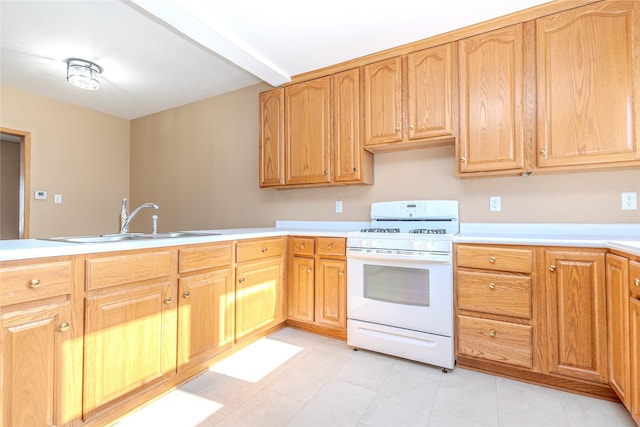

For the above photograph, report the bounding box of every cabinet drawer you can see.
[179,243,233,274]
[630,260,640,299]
[457,270,531,319]
[86,250,172,290]
[316,237,346,257]
[457,315,533,368]
[1,258,72,306]
[236,237,285,263]
[457,245,532,273]
[292,237,315,256]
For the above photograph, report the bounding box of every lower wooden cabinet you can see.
[314,258,347,329]
[630,297,640,425]
[541,248,608,384]
[606,254,630,404]
[1,300,72,427]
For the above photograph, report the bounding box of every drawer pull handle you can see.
[29,279,41,288]
[300,244,305,249]
[164,297,172,304]
[261,247,268,253]
[327,243,333,250]
[307,268,312,273]
[489,257,496,263]
[339,271,344,276]
[549,265,556,272]
[635,278,640,287]
[183,291,191,298]
[59,322,70,332]
[239,277,245,283]
[489,330,497,337]
[489,283,496,290]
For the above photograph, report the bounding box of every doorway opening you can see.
[0,127,30,239]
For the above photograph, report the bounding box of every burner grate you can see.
[360,228,401,233]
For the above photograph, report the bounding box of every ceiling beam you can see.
[130,0,290,87]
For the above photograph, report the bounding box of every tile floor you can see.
[114,327,635,427]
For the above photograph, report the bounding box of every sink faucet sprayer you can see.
[119,198,159,233]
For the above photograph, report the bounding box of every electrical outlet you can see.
[54,194,63,204]
[335,200,343,213]
[489,196,501,212]
[622,192,637,210]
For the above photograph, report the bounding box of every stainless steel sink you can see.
[41,231,221,243]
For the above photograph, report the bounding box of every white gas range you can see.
[346,200,459,371]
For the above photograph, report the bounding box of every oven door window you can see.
[363,264,429,306]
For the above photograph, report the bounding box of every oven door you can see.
[347,248,453,337]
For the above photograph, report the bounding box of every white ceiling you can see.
[0,0,552,120]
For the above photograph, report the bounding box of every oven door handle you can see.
[347,248,451,263]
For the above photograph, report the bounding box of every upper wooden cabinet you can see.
[457,24,529,176]
[363,44,456,152]
[536,1,640,170]
[259,88,285,187]
[285,77,332,185]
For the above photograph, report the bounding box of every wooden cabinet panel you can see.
[83,280,175,416]
[316,237,346,257]
[289,257,315,322]
[457,315,533,368]
[364,57,403,146]
[536,1,640,169]
[630,260,640,299]
[606,254,630,404]
[178,243,233,274]
[292,237,315,256]
[630,296,640,425]
[407,44,453,140]
[1,258,72,306]
[1,301,71,427]
[85,250,171,290]
[236,237,285,263]
[259,88,285,187]
[544,249,607,383]
[285,77,332,184]
[458,24,526,174]
[315,258,346,329]
[177,268,233,371]
[457,270,531,319]
[457,244,533,273]
[235,257,285,343]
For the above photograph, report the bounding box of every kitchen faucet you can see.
[119,198,159,233]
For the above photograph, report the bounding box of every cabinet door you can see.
[177,268,233,371]
[536,2,640,169]
[259,88,285,187]
[315,259,347,329]
[606,254,630,404]
[285,77,331,184]
[84,281,175,417]
[544,249,607,383]
[630,296,640,425]
[235,257,285,343]
[333,68,365,183]
[288,256,315,323]
[458,24,526,174]
[407,44,453,140]
[364,56,403,145]
[1,301,71,427]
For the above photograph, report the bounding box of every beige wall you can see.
[131,83,640,232]
[0,86,130,238]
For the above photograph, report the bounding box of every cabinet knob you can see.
[300,244,305,249]
[489,256,496,263]
[239,277,245,283]
[489,283,496,290]
[409,125,414,130]
[394,126,400,132]
[460,156,466,162]
[327,243,333,249]
[549,265,556,272]
[540,149,547,155]
[307,268,312,273]
[261,247,268,253]
[353,167,357,172]
[183,291,191,298]
[635,278,640,287]
[323,169,328,175]
[29,279,41,288]
[339,271,344,276]
[489,330,497,337]
[59,322,70,332]
[164,297,172,304]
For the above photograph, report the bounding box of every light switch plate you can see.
[336,200,343,213]
[54,194,63,204]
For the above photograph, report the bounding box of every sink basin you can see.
[40,231,221,243]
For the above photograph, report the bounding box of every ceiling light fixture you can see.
[64,58,103,90]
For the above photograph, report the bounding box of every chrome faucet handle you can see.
[151,215,158,234]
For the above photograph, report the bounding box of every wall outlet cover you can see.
[622,192,637,210]
[489,196,501,212]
